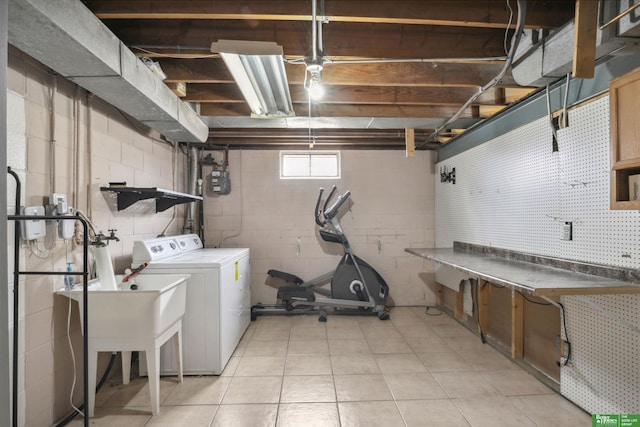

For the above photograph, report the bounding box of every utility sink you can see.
[57,273,189,417]
[59,274,188,339]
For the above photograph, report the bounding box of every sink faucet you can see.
[91,229,120,246]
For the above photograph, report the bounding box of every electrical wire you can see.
[131,45,219,59]
[27,240,50,259]
[503,0,514,56]
[421,0,527,147]
[158,144,179,237]
[562,72,571,128]
[424,306,442,316]
[218,149,244,247]
[49,72,57,194]
[521,292,552,306]
[54,353,117,427]
[114,108,175,147]
[484,282,570,365]
[86,94,94,222]
[557,301,572,366]
[65,292,83,418]
[470,279,487,344]
[546,83,559,152]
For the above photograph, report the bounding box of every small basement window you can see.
[280,151,341,179]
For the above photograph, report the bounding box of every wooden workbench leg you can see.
[436,283,444,306]
[511,290,524,360]
[455,286,464,319]
[478,280,490,337]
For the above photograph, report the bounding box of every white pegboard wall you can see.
[436,96,640,267]
[435,111,562,255]
[562,294,640,413]
[436,96,640,414]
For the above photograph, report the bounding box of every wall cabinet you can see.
[610,66,640,209]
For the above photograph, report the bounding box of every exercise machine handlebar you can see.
[316,186,337,226]
[315,187,327,226]
[315,186,351,225]
[324,189,351,221]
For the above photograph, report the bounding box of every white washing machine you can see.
[132,234,250,375]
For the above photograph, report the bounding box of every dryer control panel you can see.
[175,234,204,252]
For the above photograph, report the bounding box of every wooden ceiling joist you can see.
[199,103,475,118]
[86,0,574,30]
[184,83,501,106]
[80,0,575,148]
[96,20,511,59]
[159,59,519,88]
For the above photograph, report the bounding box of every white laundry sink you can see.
[57,273,189,417]
[58,274,189,339]
[58,274,191,417]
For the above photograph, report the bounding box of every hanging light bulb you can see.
[306,63,324,101]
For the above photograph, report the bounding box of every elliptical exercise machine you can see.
[251,186,391,322]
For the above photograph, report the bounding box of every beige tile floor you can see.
[70,307,591,426]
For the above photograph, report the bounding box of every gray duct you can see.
[512,1,640,87]
[8,0,208,143]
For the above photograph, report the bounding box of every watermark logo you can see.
[592,414,640,427]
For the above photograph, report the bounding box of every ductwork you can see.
[8,0,208,143]
[512,1,640,87]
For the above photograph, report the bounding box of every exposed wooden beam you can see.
[478,104,507,117]
[208,139,410,149]
[99,20,510,59]
[504,87,537,103]
[167,81,186,97]
[86,0,574,30]
[159,59,519,87]
[572,0,598,79]
[182,83,501,105]
[405,128,415,157]
[199,102,474,118]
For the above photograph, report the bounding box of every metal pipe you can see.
[187,146,199,233]
[600,1,640,30]
[326,56,508,64]
[317,0,325,56]
[7,167,20,427]
[311,0,318,62]
[562,73,570,128]
[49,74,57,193]
[285,56,508,65]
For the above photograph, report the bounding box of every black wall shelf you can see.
[100,187,203,212]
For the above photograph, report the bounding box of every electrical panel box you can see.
[210,170,231,195]
[20,206,46,240]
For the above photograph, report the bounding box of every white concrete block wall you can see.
[202,149,437,308]
[7,49,186,426]
[7,46,438,426]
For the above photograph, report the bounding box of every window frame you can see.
[279,150,341,180]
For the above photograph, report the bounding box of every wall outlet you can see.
[20,206,46,240]
[562,222,572,241]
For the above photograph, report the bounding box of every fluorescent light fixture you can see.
[211,40,295,118]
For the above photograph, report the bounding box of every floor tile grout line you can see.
[90,309,588,426]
